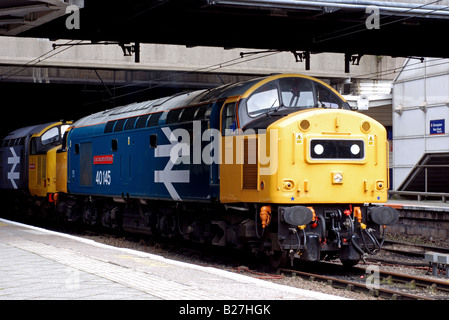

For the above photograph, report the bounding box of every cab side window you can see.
[315,83,343,109]
[222,102,237,135]
[41,127,60,145]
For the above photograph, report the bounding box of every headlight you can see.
[314,144,324,155]
[310,139,365,160]
[350,144,360,155]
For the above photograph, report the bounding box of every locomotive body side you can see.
[66,97,223,202]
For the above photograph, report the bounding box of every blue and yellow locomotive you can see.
[0,74,398,266]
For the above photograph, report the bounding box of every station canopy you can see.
[3,0,449,60]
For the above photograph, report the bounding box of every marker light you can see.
[299,119,311,131]
[361,121,371,133]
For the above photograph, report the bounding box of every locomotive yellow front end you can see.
[267,108,388,204]
[220,74,399,266]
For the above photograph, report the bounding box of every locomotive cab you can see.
[0,121,71,198]
[28,122,72,198]
[239,75,349,128]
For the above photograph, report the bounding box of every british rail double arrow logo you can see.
[8,147,20,189]
[154,127,190,201]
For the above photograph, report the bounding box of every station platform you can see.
[383,199,449,212]
[0,218,343,301]
[378,199,449,239]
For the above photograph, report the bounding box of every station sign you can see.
[430,119,445,135]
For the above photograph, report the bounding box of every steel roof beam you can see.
[208,0,449,18]
[0,4,54,17]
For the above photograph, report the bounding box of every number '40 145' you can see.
[96,170,111,185]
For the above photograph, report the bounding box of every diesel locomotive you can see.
[0,73,399,266]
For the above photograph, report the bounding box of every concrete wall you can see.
[0,36,403,80]
[387,206,449,240]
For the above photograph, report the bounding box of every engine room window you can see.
[124,116,138,130]
[41,127,60,145]
[135,115,150,129]
[166,108,184,124]
[80,142,92,186]
[247,83,280,117]
[194,105,209,120]
[114,119,126,132]
[104,121,116,133]
[147,112,162,127]
[180,106,198,122]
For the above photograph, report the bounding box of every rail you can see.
[278,266,435,300]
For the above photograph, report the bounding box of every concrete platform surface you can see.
[0,218,345,301]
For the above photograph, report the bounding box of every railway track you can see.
[51,223,449,300]
[279,262,449,300]
[382,239,449,257]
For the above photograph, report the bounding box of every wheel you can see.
[269,250,288,268]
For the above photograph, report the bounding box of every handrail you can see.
[389,190,449,203]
